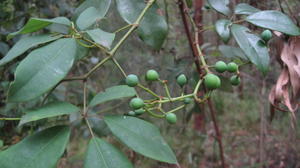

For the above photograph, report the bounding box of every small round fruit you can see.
[261,30,272,42]
[230,75,241,86]
[214,61,227,73]
[145,69,159,81]
[165,113,177,124]
[134,108,145,115]
[176,74,187,87]
[184,97,192,104]
[128,111,136,116]
[126,74,139,87]
[227,62,238,73]
[204,73,221,90]
[129,98,144,110]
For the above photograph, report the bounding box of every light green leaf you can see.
[84,138,133,168]
[231,24,269,74]
[116,0,168,49]
[0,126,70,168]
[0,34,62,66]
[219,45,248,60]
[8,38,77,102]
[207,0,231,16]
[86,29,115,49]
[89,85,136,107]
[104,115,177,164]
[215,19,231,43]
[19,102,79,125]
[234,3,260,15]
[246,10,300,36]
[7,17,71,40]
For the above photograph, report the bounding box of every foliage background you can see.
[0,0,299,167]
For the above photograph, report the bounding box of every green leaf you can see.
[116,0,168,49]
[88,117,110,137]
[218,45,248,60]
[0,34,62,66]
[74,0,111,17]
[246,10,300,36]
[89,85,136,107]
[207,0,231,16]
[8,38,77,102]
[84,137,133,168]
[86,29,115,49]
[234,3,260,15]
[215,19,231,43]
[19,102,79,125]
[7,17,71,40]
[231,24,269,74]
[0,140,3,148]
[0,126,70,168]
[104,115,177,164]
[75,41,89,60]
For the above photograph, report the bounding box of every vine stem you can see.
[0,118,21,120]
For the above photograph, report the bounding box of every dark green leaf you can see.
[74,0,111,18]
[84,137,133,168]
[246,10,300,36]
[0,34,62,66]
[75,41,89,60]
[7,17,71,40]
[231,24,269,73]
[219,45,248,60]
[215,19,231,43]
[19,102,79,125]
[0,126,70,168]
[116,0,168,49]
[207,0,231,16]
[89,85,136,107]
[104,115,177,164]
[88,117,110,137]
[86,29,115,49]
[8,38,77,102]
[234,3,260,15]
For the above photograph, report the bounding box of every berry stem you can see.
[166,105,186,114]
[0,118,21,121]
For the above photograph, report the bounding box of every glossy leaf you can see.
[86,29,115,49]
[89,85,136,107]
[84,138,133,168]
[219,45,248,60]
[104,115,177,164]
[116,0,168,49]
[0,126,70,168]
[246,10,300,36]
[7,17,71,40]
[215,19,231,43]
[0,34,62,66]
[207,0,231,16]
[19,102,79,125]
[234,3,260,15]
[8,38,77,102]
[231,24,269,73]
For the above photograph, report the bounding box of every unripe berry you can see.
[125,74,139,87]
[184,97,192,104]
[230,75,241,86]
[261,30,272,42]
[214,61,227,73]
[227,62,238,73]
[128,111,136,116]
[134,108,145,115]
[145,69,159,81]
[129,98,144,110]
[204,73,221,90]
[176,74,187,87]
[165,113,177,124]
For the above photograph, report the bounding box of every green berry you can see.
[230,75,241,86]
[145,69,159,81]
[261,30,272,42]
[184,97,192,104]
[165,113,177,124]
[126,74,139,87]
[134,108,145,115]
[204,73,221,90]
[128,111,136,116]
[129,98,144,110]
[176,74,187,87]
[227,62,238,73]
[214,61,227,73]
